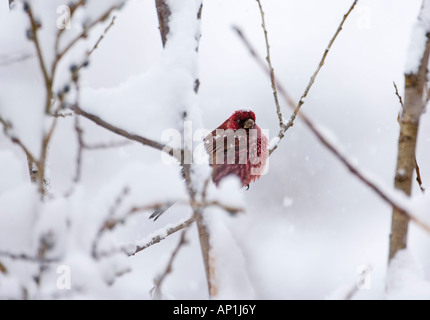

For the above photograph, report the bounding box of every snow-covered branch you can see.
[126,217,195,256]
[389,0,430,260]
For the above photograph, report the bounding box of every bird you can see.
[204,109,268,188]
[150,109,268,221]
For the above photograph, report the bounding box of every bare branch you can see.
[414,156,425,193]
[69,104,182,163]
[52,111,73,118]
[393,81,404,109]
[298,110,430,235]
[92,186,130,259]
[293,0,358,117]
[87,16,117,57]
[24,4,52,114]
[103,198,243,254]
[234,20,430,236]
[151,228,188,299]
[84,140,132,150]
[249,0,358,155]
[73,116,85,183]
[393,82,425,194]
[256,0,284,130]
[0,250,58,264]
[0,116,39,171]
[53,5,120,75]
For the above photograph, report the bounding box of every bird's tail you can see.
[149,202,174,221]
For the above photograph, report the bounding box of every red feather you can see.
[204,110,268,188]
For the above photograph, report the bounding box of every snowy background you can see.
[1,0,430,299]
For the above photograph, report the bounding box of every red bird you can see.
[150,110,268,220]
[204,109,268,188]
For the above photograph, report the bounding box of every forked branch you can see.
[253,0,358,155]
[234,5,430,235]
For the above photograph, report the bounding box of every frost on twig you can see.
[127,217,195,256]
[256,0,284,130]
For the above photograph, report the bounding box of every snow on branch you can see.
[405,0,430,75]
[126,217,195,257]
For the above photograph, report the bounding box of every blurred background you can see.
[2,0,429,299]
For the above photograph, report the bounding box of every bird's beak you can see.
[244,119,255,129]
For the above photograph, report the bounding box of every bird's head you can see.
[228,110,256,130]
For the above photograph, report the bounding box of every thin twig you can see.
[52,112,73,118]
[52,5,120,77]
[0,116,39,171]
[151,229,189,299]
[127,217,195,256]
[69,104,182,163]
[0,250,59,264]
[251,0,358,155]
[293,0,358,116]
[393,81,404,109]
[256,0,284,130]
[24,4,52,114]
[88,16,117,57]
[92,186,130,259]
[84,140,132,150]
[414,157,425,193]
[0,53,35,67]
[38,117,58,196]
[54,0,86,55]
[74,116,85,183]
[104,199,242,244]
[155,0,171,48]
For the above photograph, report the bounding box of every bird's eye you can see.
[237,119,241,123]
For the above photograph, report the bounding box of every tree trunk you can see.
[389,1,430,261]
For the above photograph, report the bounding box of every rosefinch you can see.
[204,109,268,188]
[150,110,268,220]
